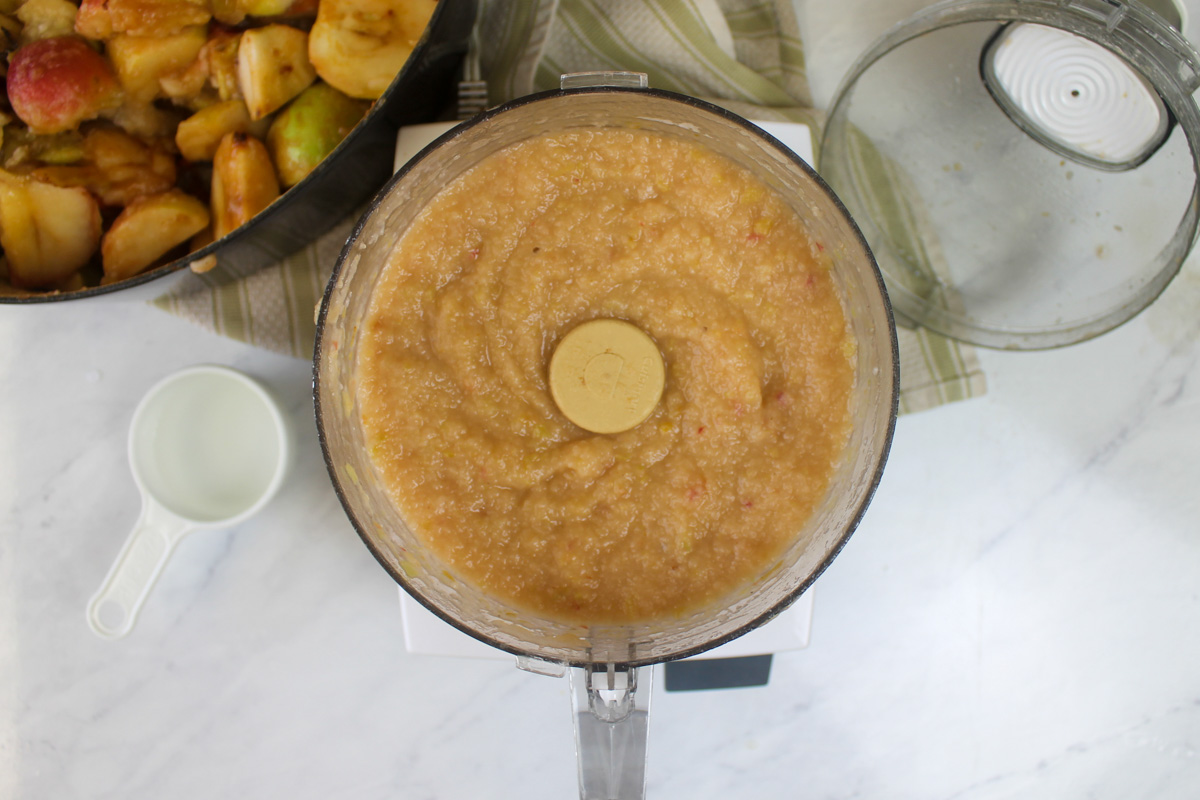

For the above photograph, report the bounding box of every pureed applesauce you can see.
[355,128,855,624]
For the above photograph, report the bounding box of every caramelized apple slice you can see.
[159,26,242,106]
[0,169,102,289]
[210,131,279,239]
[17,0,80,43]
[308,0,435,99]
[76,0,210,39]
[240,0,291,16]
[74,0,113,39]
[175,99,261,162]
[107,25,207,103]
[101,189,210,281]
[32,125,176,207]
[113,0,209,37]
[237,23,316,120]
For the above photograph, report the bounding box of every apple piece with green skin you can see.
[0,168,102,289]
[7,37,122,134]
[267,82,367,187]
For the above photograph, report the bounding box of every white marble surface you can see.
[5,248,1199,800]
[4,3,1200,797]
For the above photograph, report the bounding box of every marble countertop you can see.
[4,3,1200,797]
[3,242,1198,800]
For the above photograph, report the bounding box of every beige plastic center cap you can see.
[549,319,665,434]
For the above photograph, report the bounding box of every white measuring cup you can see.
[87,365,290,639]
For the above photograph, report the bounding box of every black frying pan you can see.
[1,0,477,304]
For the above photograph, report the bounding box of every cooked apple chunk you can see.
[211,131,279,238]
[0,169,102,289]
[210,0,316,23]
[308,0,434,99]
[160,26,243,107]
[74,0,114,40]
[205,27,244,101]
[101,189,210,281]
[209,0,246,26]
[241,0,292,16]
[114,0,210,37]
[108,25,207,103]
[76,0,210,39]
[16,0,79,43]
[237,24,316,120]
[32,125,176,207]
[175,99,259,162]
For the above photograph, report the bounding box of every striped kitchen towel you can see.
[154,0,986,414]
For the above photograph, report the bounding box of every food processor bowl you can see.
[314,78,898,798]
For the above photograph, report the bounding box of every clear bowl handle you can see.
[570,664,653,800]
[560,71,648,90]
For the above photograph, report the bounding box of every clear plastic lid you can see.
[819,0,1200,349]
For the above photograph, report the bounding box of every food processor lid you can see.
[818,0,1200,349]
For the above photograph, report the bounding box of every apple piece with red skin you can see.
[7,37,122,135]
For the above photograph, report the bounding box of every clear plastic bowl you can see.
[314,85,899,668]
[820,0,1200,349]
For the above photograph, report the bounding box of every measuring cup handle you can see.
[86,502,191,639]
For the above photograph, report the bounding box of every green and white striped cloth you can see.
[154,0,986,415]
